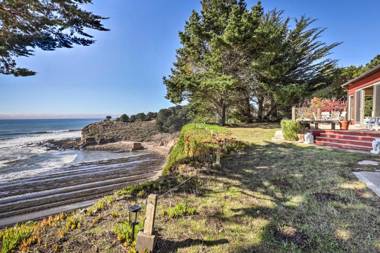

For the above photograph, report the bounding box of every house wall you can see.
[347,70,380,95]
[346,70,380,125]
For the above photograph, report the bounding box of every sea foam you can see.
[0,131,81,182]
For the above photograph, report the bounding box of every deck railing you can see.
[292,106,346,121]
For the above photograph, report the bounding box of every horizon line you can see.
[0,113,119,120]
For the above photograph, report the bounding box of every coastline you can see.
[0,118,177,228]
[42,125,178,156]
[82,135,177,156]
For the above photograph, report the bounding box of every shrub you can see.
[134,113,147,121]
[0,223,34,253]
[129,115,137,122]
[87,196,114,215]
[119,114,129,122]
[164,203,197,219]
[116,181,158,198]
[146,112,158,120]
[113,221,143,246]
[281,120,302,141]
[65,215,82,231]
[123,112,157,123]
[111,210,120,218]
[163,123,242,174]
[116,175,194,199]
[157,105,192,133]
[310,97,347,112]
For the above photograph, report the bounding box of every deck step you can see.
[316,137,372,147]
[312,130,377,151]
[314,140,371,151]
[319,133,375,142]
[315,130,380,138]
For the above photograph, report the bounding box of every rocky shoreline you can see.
[0,118,178,227]
[41,119,178,155]
[41,138,82,151]
[41,134,176,156]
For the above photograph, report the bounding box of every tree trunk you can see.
[217,99,227,126]
[257,97,264,122]
[219,104,226,126]
[241,96,253,123]
[264,102,277,121]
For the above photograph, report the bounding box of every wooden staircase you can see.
[313,130,380,151]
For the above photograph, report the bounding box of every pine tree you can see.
[0,0,108,76]
[164,0,338,123]
[164,0,264,125]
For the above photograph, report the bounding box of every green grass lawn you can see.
[2,124,380,252]
[154,125,380,252]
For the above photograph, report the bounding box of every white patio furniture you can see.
[321,112,331,120]
[340,111,347,120]
[365,117,380,131]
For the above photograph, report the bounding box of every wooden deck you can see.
[312,129,380,151]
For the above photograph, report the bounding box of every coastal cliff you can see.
[80,119,177,154]
[81,120,159,146]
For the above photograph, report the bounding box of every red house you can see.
[342,64,380,125]
[313,65,380,151]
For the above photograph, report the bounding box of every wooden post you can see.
[212,149,221,169]
[136,194,157,252]
[292,106,296,121]
[144,194,157,235]
[317,108,321,120]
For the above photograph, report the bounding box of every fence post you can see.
[292,106,296,121]
[136,194,157,252]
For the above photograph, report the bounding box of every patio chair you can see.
[331,111,340,120]
[373,118,380,131]
[365,117,374,130]
[340,111,347,120]
[365,117,380,131]
[321,112,331,120]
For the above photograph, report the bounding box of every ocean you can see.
[0,119,128,182]
[0,119,97,140]
[0,119,163,227]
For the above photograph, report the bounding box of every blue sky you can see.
[1,0,379,118]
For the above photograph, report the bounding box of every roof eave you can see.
[341,64,380,88]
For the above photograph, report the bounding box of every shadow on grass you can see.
[155,237,229,252]
[196,141,379,252]
[225,122,280,129]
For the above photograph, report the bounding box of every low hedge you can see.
[281,120,302,141]
[163,123,246,175]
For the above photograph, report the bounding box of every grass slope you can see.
[163,123,230,174]
[1,123,380,252]
[155,124,380,252]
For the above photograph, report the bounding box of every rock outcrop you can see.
[42,138,81,150]
[81,120,160,147]
[84,141,145,152]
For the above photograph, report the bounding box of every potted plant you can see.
[340,118,350,130]
[339,106,350,130]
